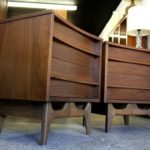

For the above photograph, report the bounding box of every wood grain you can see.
[108,46,150,65]
[108,60,150,77]
[49,79,98,99]
[51,58,96,83]
[0,11,102,102]
[53,20,100,55]
[52,39,95,69]
[107,88,150,101]
[0,14,52,101]
[0,10,103,145]
[102,42,150,103]
[108,72,150,90]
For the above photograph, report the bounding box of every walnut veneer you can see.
[92,42,150,132]
[102,42,150,103]
[0,10,102,144]
[0,10,102,102]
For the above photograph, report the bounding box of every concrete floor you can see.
[0,114,150,150]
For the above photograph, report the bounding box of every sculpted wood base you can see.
[0,100,91,145]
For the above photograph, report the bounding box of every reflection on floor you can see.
[0,114,150,150]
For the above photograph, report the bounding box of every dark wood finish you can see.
[105,104,149,132]
[50,79,98,99]
[105,104,114,132]
[0,101,42,119]
[107,88,150,101]
[0,0,8,20]
[51,58,96,83]
[108,61,150,77]
[0,10,102,144]
[0,10,102,102]
[108,73,150,90]
[103,42,150,104]
[108,47,150,66]
[91,103,130,132]
[0,14,53,101]
[92,42,150,132]
[0,100,91,144]
[52,40,96,69]
[0,115,5,133]
[123,115,129,125]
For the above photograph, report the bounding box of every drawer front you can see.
[51,19,102,101]
[49,79,98,100]
[53,20,99,54]
[108,61,150,77]
[52,40,95,69]
[51,58,95,83]
[107,88,150,102]
[108,46,150,65]
[107,72,150,89]
[52,40,97,83]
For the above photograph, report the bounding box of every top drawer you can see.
[108,45,150,65]
[53,19,100,56]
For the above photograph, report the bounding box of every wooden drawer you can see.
[52,40,95,69]
[107,88,150,102]
[51,58,96,83]
[53,19,100,55]
[102,42,150,103]
[52,40,99,84]
[108,72,150,89]
[108,61,150,77]
[49,79,99,101]
[108,45,150,65]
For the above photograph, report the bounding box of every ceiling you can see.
[8,0,121,35]
[68,0,121,35]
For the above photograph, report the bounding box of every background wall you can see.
[0,0,8,19]
[100,0,150,48]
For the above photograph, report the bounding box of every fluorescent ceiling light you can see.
[8,1,77,10]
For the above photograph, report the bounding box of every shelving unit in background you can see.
[108,15,148,48]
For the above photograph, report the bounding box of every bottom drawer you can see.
[107,88,150,103]
[49,79,99,101]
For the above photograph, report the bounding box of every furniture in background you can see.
[92,42,150,132]
[127,5,150,49]
[0,0,8,19]
[0,10,102,144]
[108,15,148,49]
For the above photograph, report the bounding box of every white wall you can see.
[141,0,150,49]
[141,0,150,6]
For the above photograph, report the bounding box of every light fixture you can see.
[127,5,150,48]
[125,0,135,14]
[8,1,77,11]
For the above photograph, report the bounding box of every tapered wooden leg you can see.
[84,103,91,135]
[123,115,129,125]
[105,104,114,132]
[40,103,53,145]
[105,113,110,132]
[83,117,85,126]
[0,115,6,133]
